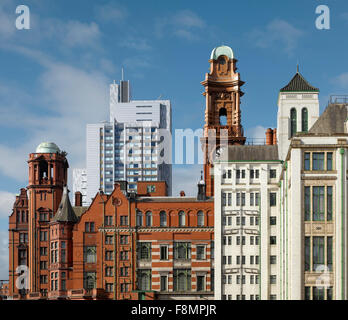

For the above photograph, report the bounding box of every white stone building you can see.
[214,65,348,300]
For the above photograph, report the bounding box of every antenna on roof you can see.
[122,67,124,81]
[297,59,300,73]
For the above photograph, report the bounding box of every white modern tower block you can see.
[81,79,172,205]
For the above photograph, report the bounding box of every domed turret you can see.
[36,142,60,154]
[210,45,234,60]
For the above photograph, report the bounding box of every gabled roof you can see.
[280,72,319,92]
[52,186,78,223]
[308,104,348,135]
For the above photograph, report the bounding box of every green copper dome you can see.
[210,45,234,60]
[36,142,60,154]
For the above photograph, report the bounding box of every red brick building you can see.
[8,143,213,300]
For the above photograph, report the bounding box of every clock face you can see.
[212,146,227,162]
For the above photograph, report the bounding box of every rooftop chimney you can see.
[273,128,277,145]
[265,128,274,145]
[75,191,82,207]
[197,171,207,201]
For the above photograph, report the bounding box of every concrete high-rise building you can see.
[72,168,87,206]
[75,78,172,205]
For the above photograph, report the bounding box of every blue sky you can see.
[0,0,348,278]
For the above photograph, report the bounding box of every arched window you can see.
[160,211,167,227]
[302,108,308,132]
[136,211,143,227]
[290,108,297,137]
[219,108,227,126]
[145,211,152,227]
[197,211,204,227]
[179,211,186,226]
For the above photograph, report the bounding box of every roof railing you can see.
[329,95,348,104]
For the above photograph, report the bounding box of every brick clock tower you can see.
[27,142,68,296]
[201,45,246,197]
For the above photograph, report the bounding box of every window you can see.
[105,235,113,245]
[327,237,333,271]
[197,276,205,291]
[84,272,96,290]
[40,247,47,256]
[327,186,333,221]
[136,211,143,227]
[106,283,113,292]
[236,193,240,206]
[173,269,191,292]
[138,242,151,260]
[160,245,168,260]
[105,216,113,226]
[160,275,168,291]
[120,216,128,226]
[313,153,325,171]
[147,185,156,193]
[255,193,260,206]
[270,236,276,245]
[174,242,191,260]
[250,193,254,206]
[270,256,277,264]
[160,211,167,227]
[120,251,128,261]
[120,235,129,244]
[270,294,277,300]
[313,287,325,300]
[105,267,113,276]
[290,108,297,137]
[20,233,28,243]
[179,211,186,226]
[120,267,129,277]
[84,246,96,263]
[304,186,311,221]
[197,211,204,227]
[40,275,48,284]
[327,153,333,171]
[313,187,325,221]
[313,237,324,270]
[40,231,48,241]
[270,193,277,206]
[40,261,47,270]
[270,275,277,284]
[302,108,308,132]
[105,251,113,261]
[270,169,276,179]
[270,216,276,225]
[305,286,311,300]
[145,211,152,227]
[196,245,205,260]
[121,283,129,293]
[85,222,95,232]
[305,237,311,271]
[304,152,310,170]
[241,193,245,206]
[19,249,27,265]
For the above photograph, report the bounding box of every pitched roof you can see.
[218,145,279,162]
[308,104,348,135]
[280,72,319,92]
[52,187,78,223]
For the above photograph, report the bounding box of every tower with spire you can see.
[277,67,320,160]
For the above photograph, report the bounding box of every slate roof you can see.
[219,145,279,162]
[280,72,319,92]
[52,187,78,223]
[308,104,348,135]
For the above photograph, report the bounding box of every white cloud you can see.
[0,231,8,279]
[0,191,15,219]
[119,37,152,51]
[155,10,206,41]
[331,72,348,88]
[0,45,109,186]
[249,19,304,55]
[172,165,202,197]
[246,125,268,144]
[96,3,128,23]
[63,21,101,48]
